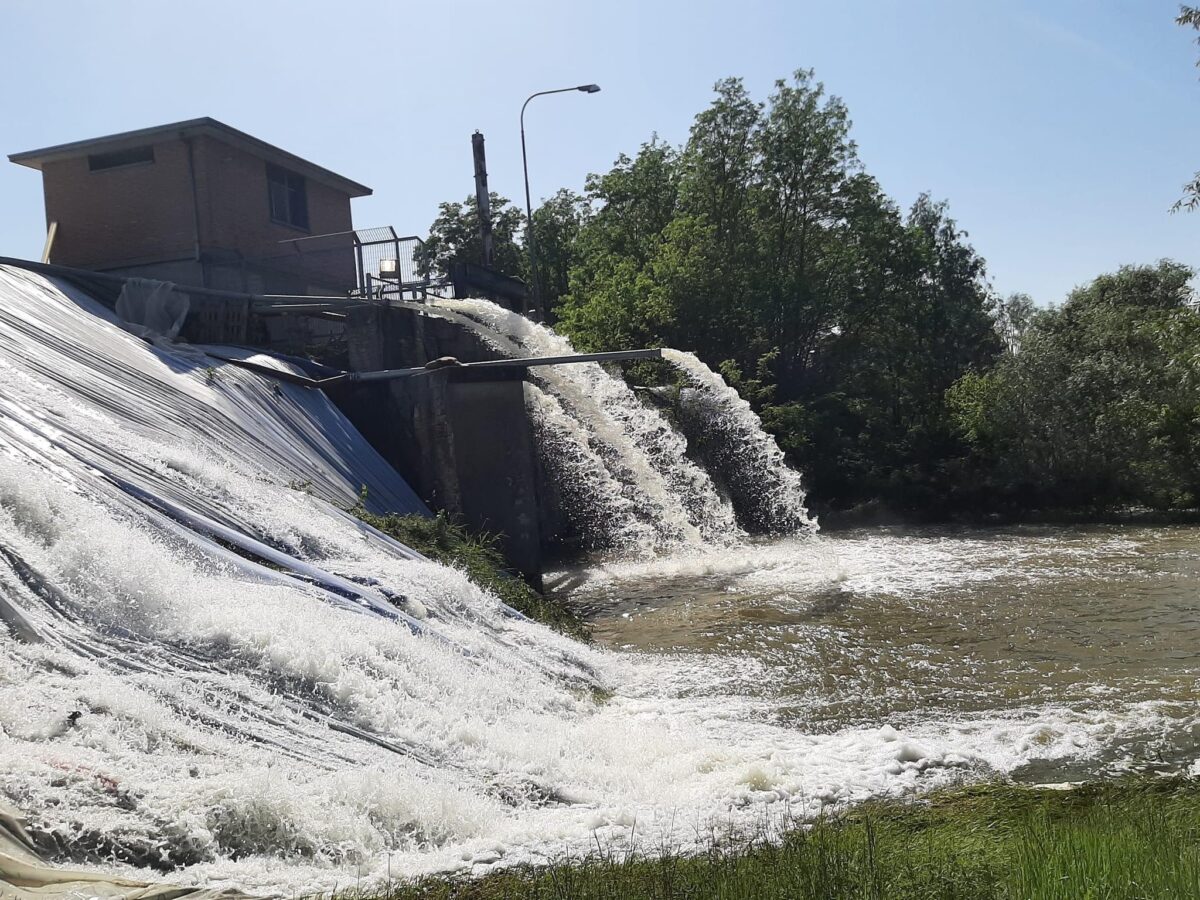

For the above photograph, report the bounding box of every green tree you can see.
[413,193,525,280]
[752,70,859,391]
[949,261,1200,510]
[995,292,1036,353]
[555,71,1002,514]
[530,189,589,315]
[774,192,1000,510]
[556,139,682,350]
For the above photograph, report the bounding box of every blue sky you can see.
[2,0,1198,304]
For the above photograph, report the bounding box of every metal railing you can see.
[269,226,445,300]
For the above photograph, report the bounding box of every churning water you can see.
[1,269,1197,895]
[432,299,815,553]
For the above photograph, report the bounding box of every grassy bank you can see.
[352,509,587,639]
[367,778,1200,899]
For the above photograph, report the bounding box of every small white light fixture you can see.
[379,258,400,279]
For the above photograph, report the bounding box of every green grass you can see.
[351,509,588,639]
[347,778,1200,900]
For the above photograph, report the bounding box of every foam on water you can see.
[0,270,1189,893]
[663,349,814,534]
[433,299,745,551]
[524,384,661,552]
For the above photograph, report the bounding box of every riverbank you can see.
[365,777,1200,899]
[815,500,1200,532]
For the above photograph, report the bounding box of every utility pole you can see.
[471,131,494,269]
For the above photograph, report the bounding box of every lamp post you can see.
[520,83,600,320]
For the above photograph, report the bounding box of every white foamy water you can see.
[664,349,814,534]
[1,269,1192,895]
[524,384,661,553]
[432,299,745,553]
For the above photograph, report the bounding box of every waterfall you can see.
[0,266,607,887]
[0,267,835,894]
[663,349,816,534]
[525,384,662,553]
[397,299,716,553]
[430,299,816,549]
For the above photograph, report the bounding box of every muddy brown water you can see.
[550,525,1200,780]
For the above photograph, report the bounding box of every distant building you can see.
[9,117,371,295]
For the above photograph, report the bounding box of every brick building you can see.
[9,118,371,295]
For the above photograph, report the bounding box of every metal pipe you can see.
[337,347,663,384]
[211,348,663,389]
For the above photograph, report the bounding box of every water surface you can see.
[553,525,1200,779]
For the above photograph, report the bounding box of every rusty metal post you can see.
[471,132,494,269]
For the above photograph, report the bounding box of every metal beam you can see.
[332,348,663,385]
[209,348,664,389]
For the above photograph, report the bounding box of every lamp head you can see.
[577,84,601,93]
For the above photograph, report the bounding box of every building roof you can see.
[8,117,372,198]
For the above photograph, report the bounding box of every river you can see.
[3,267,1198,892]
[553,525,1200,782]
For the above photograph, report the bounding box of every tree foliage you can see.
[556,71,1000,513]
[949,262,1200,510]
[413,193,526,280]
[529,189,589,313]
[419,67,1200,518]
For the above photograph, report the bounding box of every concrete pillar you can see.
[441,367,543,588]
[333,306,545,586]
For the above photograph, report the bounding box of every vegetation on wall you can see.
[352,509,587,638]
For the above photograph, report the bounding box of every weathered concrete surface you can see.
[441,367,543,586]
[332,304,545,587]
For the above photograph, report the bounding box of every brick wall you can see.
[41,133,357,293]
[43,139,198,269]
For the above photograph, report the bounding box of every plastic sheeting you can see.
[114,279,190,342]
[0,266,427,518]
[0,264,602,893]
[1,799,244,900]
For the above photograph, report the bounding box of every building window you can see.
[88,145,155,171]
[267,164,309,230]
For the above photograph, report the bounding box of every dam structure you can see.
[4,118,817,583]
[0,119,1032,896]
[0,258,1186,896]
[0,261,832,894]
[0,251,817,587]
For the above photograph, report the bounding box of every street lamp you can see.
[520,83,601,320]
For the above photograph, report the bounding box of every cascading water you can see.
[524,384,661,553]
[663,349,814,534]
[395,299,713,553]
[1,269,1177,896]
[431,299,816,548]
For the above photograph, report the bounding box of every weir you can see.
[0,255,815,584]
[0,257,652,582]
